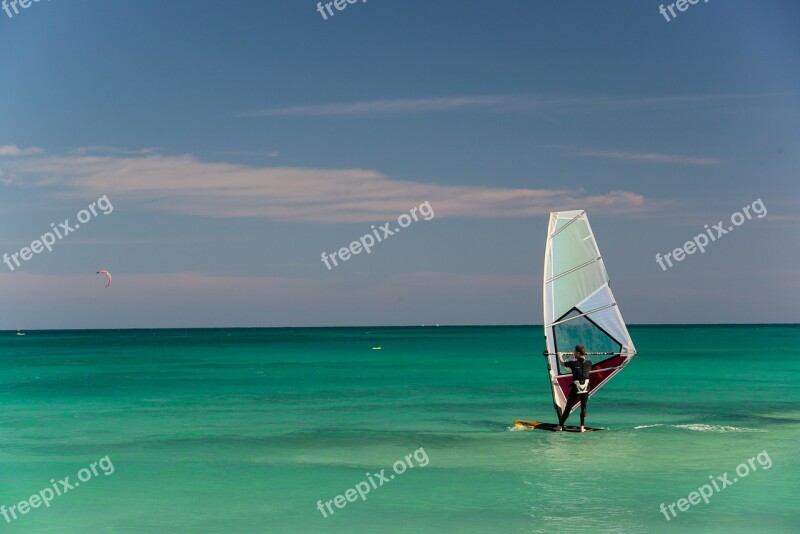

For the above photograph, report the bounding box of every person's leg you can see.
[579,394,587,429]
[558,390,577,428]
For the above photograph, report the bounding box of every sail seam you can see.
[550,211,585,238]
[545,257,602,284]
[545,303,617,328]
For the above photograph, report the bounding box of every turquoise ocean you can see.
[0,326,798,533]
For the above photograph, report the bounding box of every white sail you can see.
[543,210,636,417]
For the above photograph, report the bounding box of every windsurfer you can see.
[555,344,592,432]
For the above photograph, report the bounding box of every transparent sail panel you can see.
[552,309,621,374]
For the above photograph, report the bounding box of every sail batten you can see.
[542,210,637,418]
[550,211,585,238]
[545,302,617,328]
[545,257,602,284]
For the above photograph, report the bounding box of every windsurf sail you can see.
[542,211,636,419]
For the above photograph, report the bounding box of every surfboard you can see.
[513,420,602,432]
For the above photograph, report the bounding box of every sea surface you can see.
[0,326,798,533]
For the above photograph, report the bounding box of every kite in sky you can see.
[96,269,112,288]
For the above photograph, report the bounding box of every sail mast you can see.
[542,212,562,420]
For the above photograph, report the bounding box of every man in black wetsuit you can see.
[555,344,592,432]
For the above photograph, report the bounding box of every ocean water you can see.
[0,326,798,533]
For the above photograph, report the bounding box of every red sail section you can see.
[556,355,630,407]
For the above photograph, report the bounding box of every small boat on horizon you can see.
[16,329,25,336]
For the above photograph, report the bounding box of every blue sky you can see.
[0,0,798,328]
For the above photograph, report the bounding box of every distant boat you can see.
[16,329,25,336]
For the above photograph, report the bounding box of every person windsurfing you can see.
[555,344,592,432]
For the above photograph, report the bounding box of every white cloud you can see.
[74,146,158,156]
[6,151,646,223]
[214,150,280,158]
[245,96,513,117]
[243,93,773,118]
[580,150,722,166]
[0,145,44,157]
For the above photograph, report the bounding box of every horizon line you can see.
[5,322,798,332]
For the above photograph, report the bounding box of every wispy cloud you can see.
[0,145,44,157]
[760,214,800,222]
[580,150,722,166]
[243,93,775,118]
[74,146,158,156]
[4,151,646,223]
[214,149,281,158]
[245,96,512,117]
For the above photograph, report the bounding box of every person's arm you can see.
[558,352,575,367]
